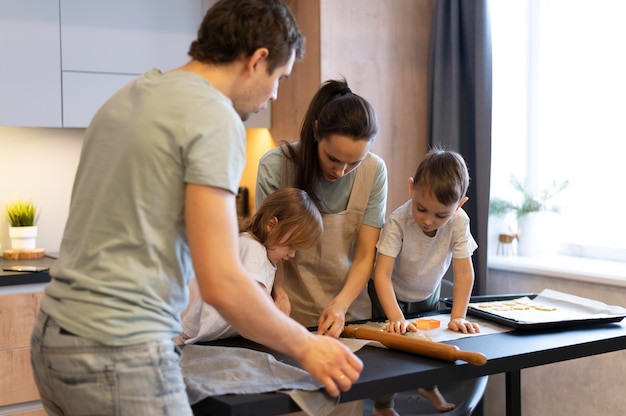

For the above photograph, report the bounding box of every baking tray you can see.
[440,293,626,330]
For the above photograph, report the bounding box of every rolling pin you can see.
[342,325,487,366]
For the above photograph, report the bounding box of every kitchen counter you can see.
[0,256,51,414]
[0,255,55,287]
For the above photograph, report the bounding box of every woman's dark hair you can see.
[189,0,305,74]
[282,78,379,206]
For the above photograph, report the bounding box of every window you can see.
[489,0,626,263]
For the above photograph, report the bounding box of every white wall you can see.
[0,127,85,253]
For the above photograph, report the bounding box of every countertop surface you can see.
[0,255,55,287]
[191,318,626,416]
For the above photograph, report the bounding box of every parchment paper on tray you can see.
[468,288,626,325]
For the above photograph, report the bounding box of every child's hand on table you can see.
[448,318,480,334]
[386,319,418,334]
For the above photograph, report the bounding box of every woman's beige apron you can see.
[280,148,377,328]
[279,148,377,416]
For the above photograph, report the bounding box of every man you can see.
[30,1,362,414]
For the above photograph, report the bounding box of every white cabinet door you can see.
[0,0,62,127]
[62,72,136,128]
[60,0,203,74]
[59,0,203,127]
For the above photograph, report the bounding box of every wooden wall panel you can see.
[271,0,434,214]
[320,0,434,213]
[270,0,321,144]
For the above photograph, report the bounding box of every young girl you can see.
[176,187,323,346]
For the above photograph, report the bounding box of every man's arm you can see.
[185,184,362,396]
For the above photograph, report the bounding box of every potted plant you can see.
[490,176,568,256]
[489,175,569,220]
[5,199,40,250]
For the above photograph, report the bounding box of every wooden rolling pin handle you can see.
[453,347,487,366]
[342,326,487,366]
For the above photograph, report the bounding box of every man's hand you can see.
[298,334,363,397]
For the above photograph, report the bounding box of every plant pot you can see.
[516,212,561,257]
[9,226,38,250]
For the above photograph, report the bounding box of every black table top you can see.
[0,256,55,287]
[191,317,626,416]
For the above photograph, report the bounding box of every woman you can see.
[256,78,388,338]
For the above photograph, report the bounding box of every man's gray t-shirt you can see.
[42,69,245,345]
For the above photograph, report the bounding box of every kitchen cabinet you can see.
[0,290,45,416]
[0,0,270,129]
[59,0,204,128]
[60,0,202,75]
[0,0,206,128]
[59,0,268,128]
[0,0,62,128]
[61,72,136,128]
[0,410,45,416]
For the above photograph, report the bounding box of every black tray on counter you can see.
[441,293,626,330]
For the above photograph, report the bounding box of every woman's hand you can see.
[316,303,348,338]
[385,319,417,334]
[448,317,480,334]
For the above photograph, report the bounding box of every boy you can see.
[371,148,480,415]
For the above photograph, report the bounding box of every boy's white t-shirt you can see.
[376,200,478,302]
[179,232,276,344]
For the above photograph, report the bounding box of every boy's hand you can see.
[448,318,480,334]
[386,319,417,334]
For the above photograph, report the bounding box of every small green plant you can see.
[490,176,569,220]
[5,199,39,227]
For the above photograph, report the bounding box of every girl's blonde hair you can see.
[240,188,323,249]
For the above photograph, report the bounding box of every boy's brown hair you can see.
[412,147,470,206]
